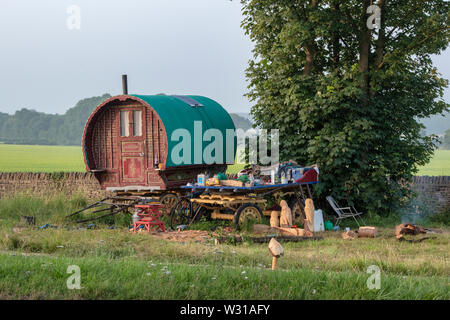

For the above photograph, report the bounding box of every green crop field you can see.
[0,144,449,175]
[0,144,85,173]
[416,150,450,176]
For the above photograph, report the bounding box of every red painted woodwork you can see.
[132,204,165,232]
[82,95,227,191]
[117,106,147,185]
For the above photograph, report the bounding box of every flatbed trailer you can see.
[170,181,318,229]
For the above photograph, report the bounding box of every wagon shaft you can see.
[66,196,142,223]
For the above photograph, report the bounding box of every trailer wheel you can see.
[170,198,191,229]
[234,204,262,229]
[170,198,205,229]
[289,199,305,225]
[159,193,179,216]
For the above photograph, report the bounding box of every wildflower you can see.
[146,272,152,276]
[241,270,246,274]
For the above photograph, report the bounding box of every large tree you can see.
[241,0,449,214]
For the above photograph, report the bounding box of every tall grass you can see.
[1,252,448,299]
[0,193,131,228]
[0,194,448,299]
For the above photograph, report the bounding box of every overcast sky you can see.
[0,0,448,115]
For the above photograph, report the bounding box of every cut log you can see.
[273,227,304,236]
[342,230,357,240]
[395,223,426,239]
[272,226,314,237]
[358,226,378,238]
[252,224,272,234]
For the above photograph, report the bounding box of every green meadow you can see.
[0,144,448,175]
[0,144,85,172]
[417,150,450,176]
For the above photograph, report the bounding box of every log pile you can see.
[395,223,436,242]
[358,226,378,238]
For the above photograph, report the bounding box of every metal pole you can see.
[122,74,128,95]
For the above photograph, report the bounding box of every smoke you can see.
[399,191,435,224]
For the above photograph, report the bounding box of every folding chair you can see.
[326,196,365,227]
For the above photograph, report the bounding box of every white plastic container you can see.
[313,209,325,232]
[132,210,141,224]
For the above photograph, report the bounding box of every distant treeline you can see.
[0,94,252,146]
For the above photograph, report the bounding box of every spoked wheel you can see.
[170,198,206,229]
[170,198,191,229]
[289,198,305,225]
[159,193,179,216]
[233,204,262,229]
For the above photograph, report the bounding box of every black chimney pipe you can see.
[122,74,128,95]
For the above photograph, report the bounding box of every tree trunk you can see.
[303,0,319,76]
[375,0,386,67]
[304,44,315,75]
[332,1,340,70]
[358,0,371,97]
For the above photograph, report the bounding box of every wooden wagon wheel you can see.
[170,198,191,229]
[289,198,306,225]
[233,203,263,229]
[170,198,205,229]
[159,193,179,216]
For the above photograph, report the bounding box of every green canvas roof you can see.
[131,94,236,167]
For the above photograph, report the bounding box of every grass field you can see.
[0,144,85,172]
[0,194,448,300]
[1,144,448,175]
[417,150,450,176]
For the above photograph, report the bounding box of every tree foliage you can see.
[0,94,111,145]
[0,94,252,146]
[241,0,449,214]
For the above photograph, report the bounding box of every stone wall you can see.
[0,173,448,212]
[412,176,450,213]
[0,172,110,201]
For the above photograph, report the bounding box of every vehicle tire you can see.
[233,204,263,229]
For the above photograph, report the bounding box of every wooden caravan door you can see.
[118,107,147,185]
